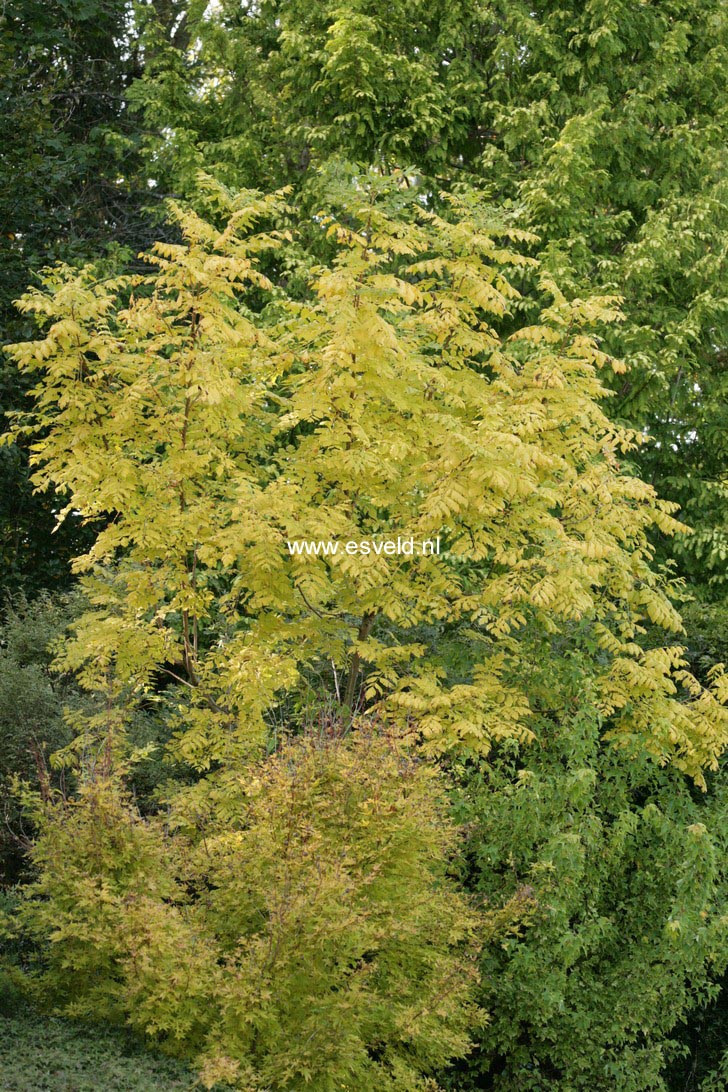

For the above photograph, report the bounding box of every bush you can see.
[12,727,486,1091]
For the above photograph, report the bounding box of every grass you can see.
[0,1003,200,1091]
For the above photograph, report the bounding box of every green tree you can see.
[443,646,728,1092]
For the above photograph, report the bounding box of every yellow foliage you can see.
[4,178,727,779]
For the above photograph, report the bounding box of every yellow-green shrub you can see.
[15,728,484,1091]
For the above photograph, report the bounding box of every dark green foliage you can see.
[470,1,728,597]
[666,985,728,1092]
[0,443,97,595]
[0,594,79,882]
[0,0,146,271]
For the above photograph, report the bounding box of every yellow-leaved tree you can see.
[6,172,726,781]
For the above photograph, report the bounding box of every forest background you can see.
[0,1,727,1090]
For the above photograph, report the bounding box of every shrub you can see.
[13,727,485,1091]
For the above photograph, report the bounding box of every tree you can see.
[117,19,728,1077]
[468,1,728,598]
[5,175,726,782]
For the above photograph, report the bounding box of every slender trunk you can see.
[342,611,376,714]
